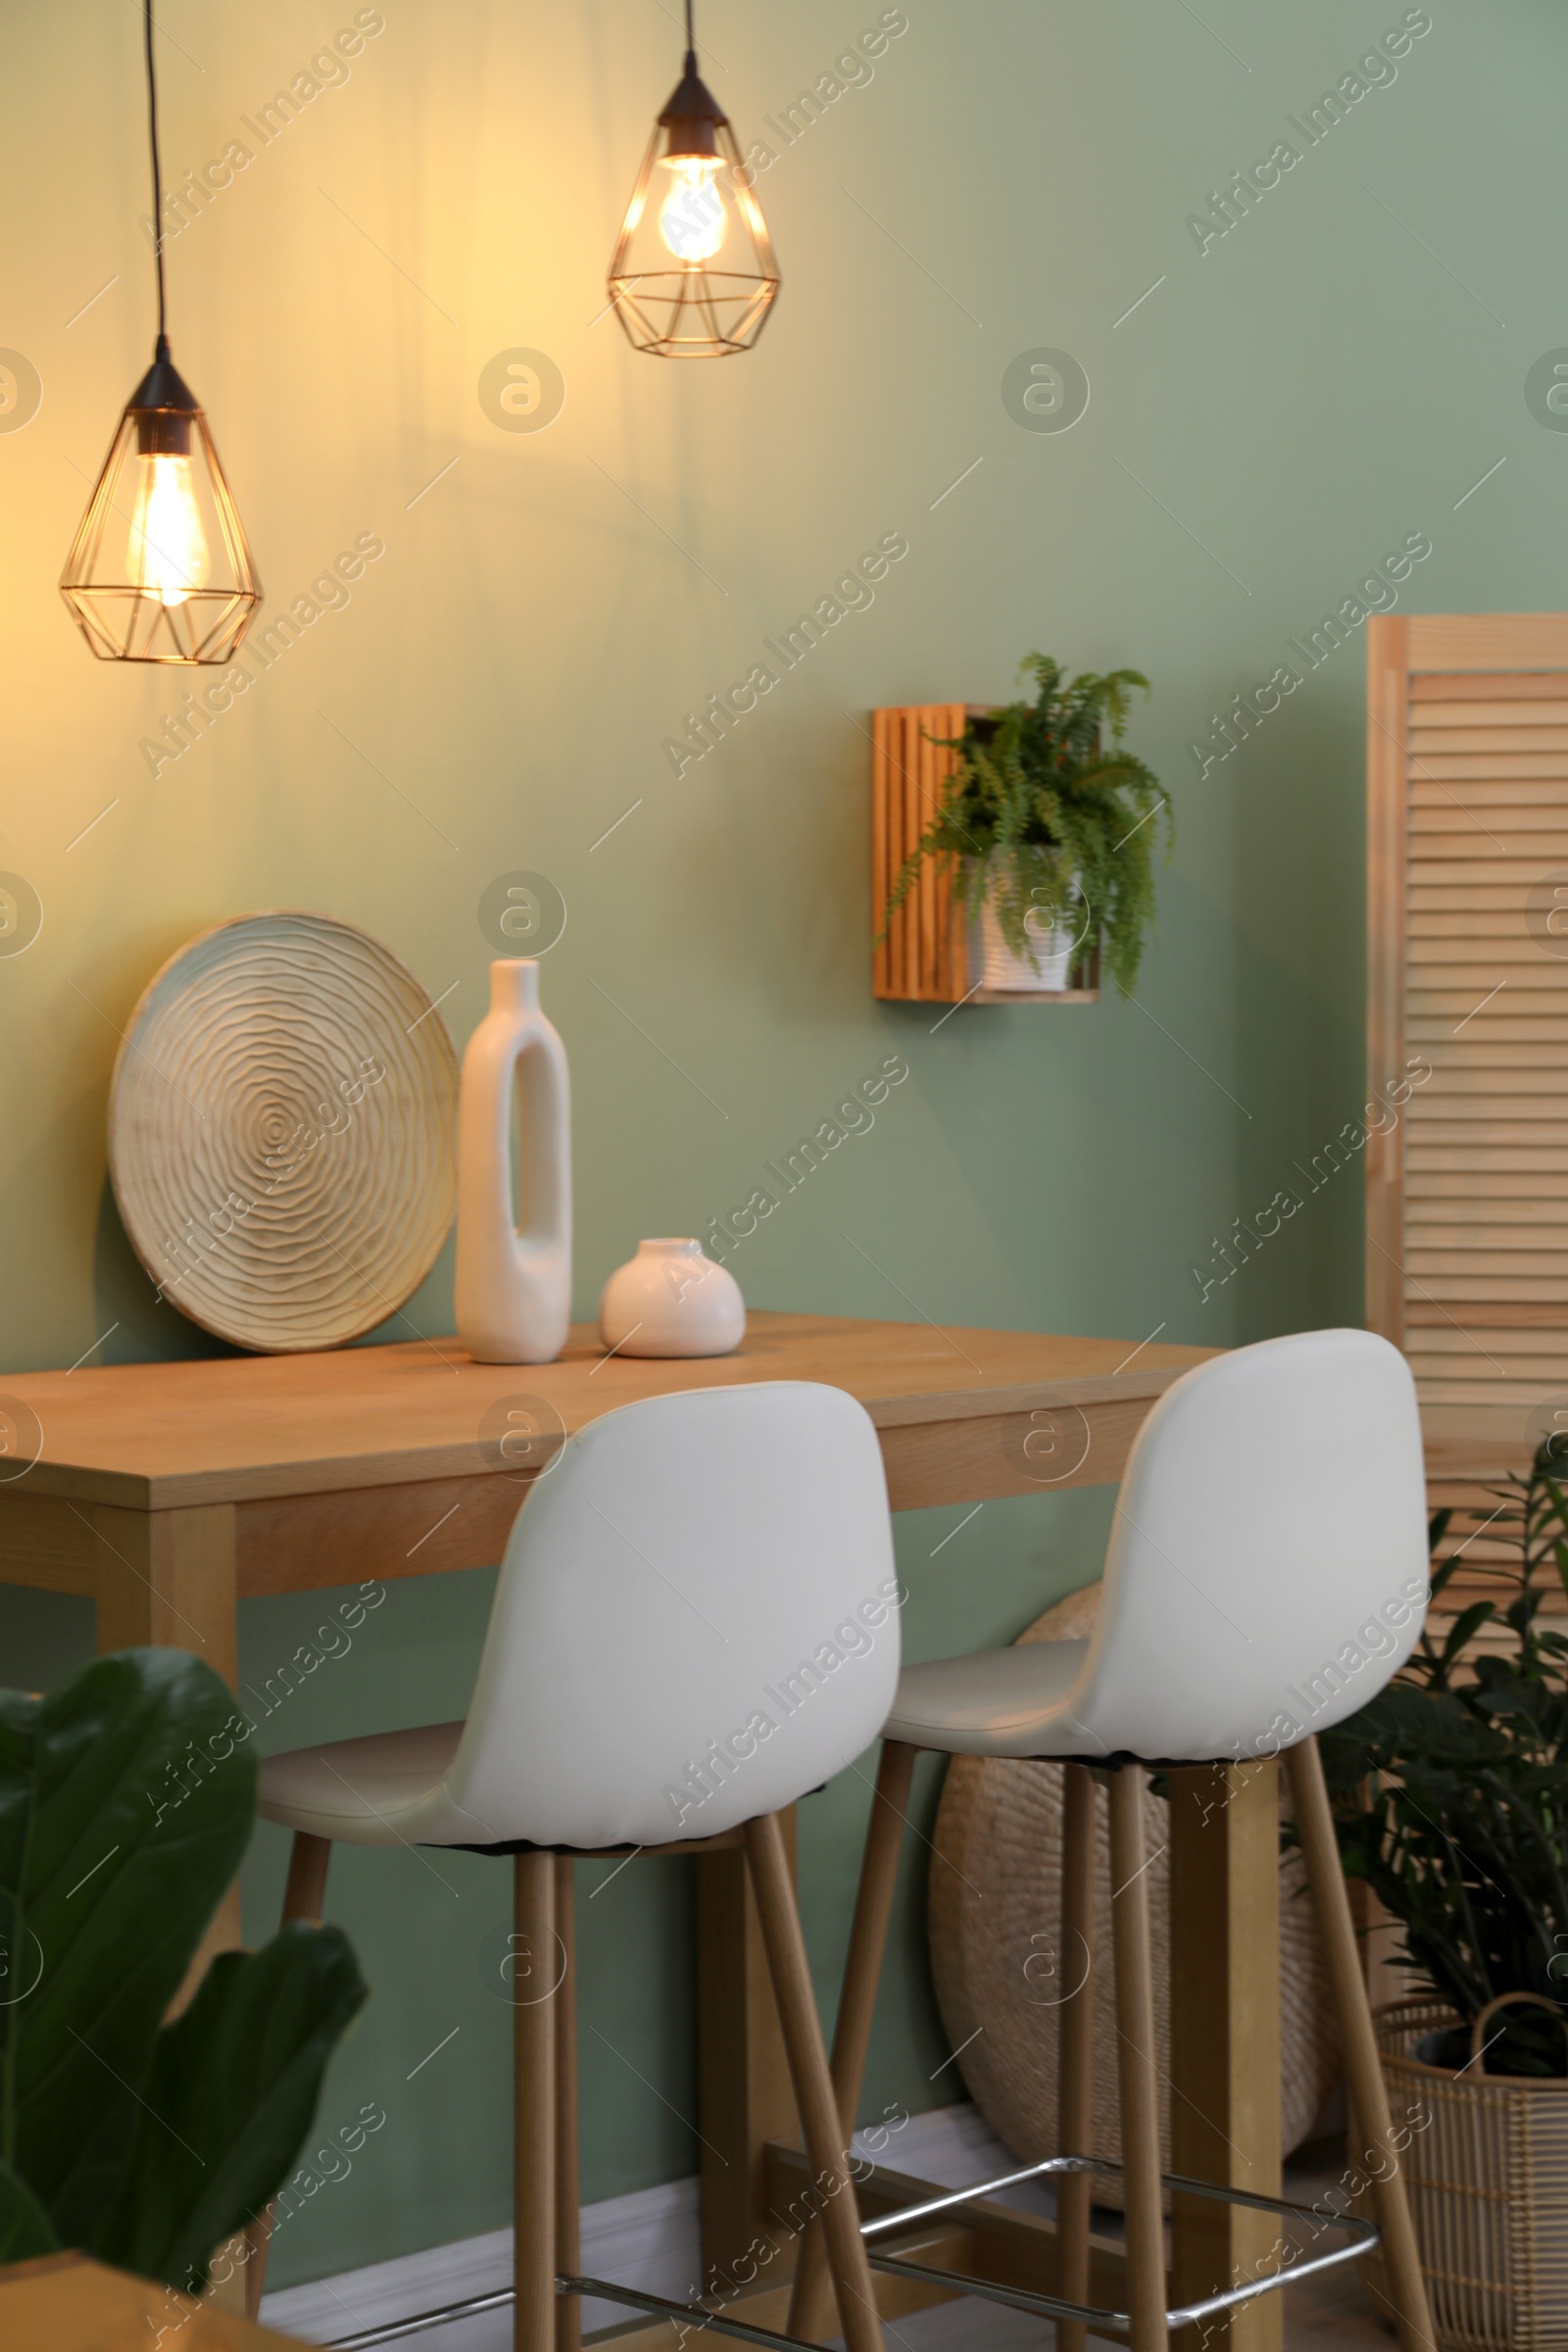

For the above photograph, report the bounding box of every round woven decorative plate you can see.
[108,912,459,1352]
[928,1587,1341,2207]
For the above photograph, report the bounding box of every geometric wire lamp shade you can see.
[62,1,261,665]
[60,339,261,665]
[607,25,780,359]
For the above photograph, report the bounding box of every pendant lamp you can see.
[61,1,260,664]
[607,0,780,359]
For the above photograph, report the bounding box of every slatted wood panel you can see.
[1367,616,1568,1612]
[870,704,1101,1004]
[872,704,968,1003]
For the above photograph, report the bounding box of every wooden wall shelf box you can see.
[871,703,1101,1005]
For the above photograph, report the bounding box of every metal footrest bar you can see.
[323,2288,514,2349]
[322,2272,825,2352]
[858,2153,1380,2335]
[561,2276,843,2351]
[318,2156,1378,2352]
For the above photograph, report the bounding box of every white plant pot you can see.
[598,1238,745,1359]
[454,959,572,1364]
[965,865,1080,993]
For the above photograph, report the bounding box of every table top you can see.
[0,1311,1210,1511]
[0,2252,305,2350]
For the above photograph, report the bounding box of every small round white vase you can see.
[598,1239,745,1358]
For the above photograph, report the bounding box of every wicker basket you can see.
[1365,1992,1568,2352]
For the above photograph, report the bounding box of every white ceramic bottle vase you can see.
[455,959,571,1364]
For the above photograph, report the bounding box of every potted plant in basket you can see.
[880,655,1171,998]
[1315,1444,1568,2350]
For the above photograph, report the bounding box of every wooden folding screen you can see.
[1366,614,1568,1600]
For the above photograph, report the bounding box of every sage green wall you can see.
[0,0,1558,2289]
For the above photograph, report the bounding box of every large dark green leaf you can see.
[96,1924,368,2290]
[0,1649,256,2238]
[0,2156,57,2265]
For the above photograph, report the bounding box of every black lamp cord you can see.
[144,0,168,350]
[684,0,695,63]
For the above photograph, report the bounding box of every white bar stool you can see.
[787,1328,1439,2352]
[246,1381,904,2352]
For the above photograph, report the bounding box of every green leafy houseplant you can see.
[1318,1444,1568,2079]
[0,1646,367,2288]
[880,655,1172,997]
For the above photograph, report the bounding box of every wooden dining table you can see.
[0,1311,1284,2350]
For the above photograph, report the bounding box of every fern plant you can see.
[879,656,1171,997]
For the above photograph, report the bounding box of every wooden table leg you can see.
[695,1808,798,2293]
[88,1501,249,2318]
[88,1500,239,1671]
[90,1499,241,1959]
[1168,1762,1282,2352]
[87,1501,243,1962]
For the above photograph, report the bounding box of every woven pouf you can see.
[927,1587,1341,2207]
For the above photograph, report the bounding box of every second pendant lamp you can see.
[61,0,260,664]
[607,0,780,359]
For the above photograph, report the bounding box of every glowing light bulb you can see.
[127,451,210,608]
[659,158,727,262]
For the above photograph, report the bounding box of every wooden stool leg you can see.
[743,1813,885,2352]
[555,1856,580,2352]
[1057,1763,1098,2352]
[279,1831,332,1928]
[787,1740,916,2346]
[515,1852,559,2352]
[244,1833,334,2320]
[1286,1739,1436,2352]
[1108,1767,1169,2352]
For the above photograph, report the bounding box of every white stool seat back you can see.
[882,1329,1429,1762]
[260,1381,901,1850]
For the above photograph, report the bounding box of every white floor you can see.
[261,2105,1394,2351]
